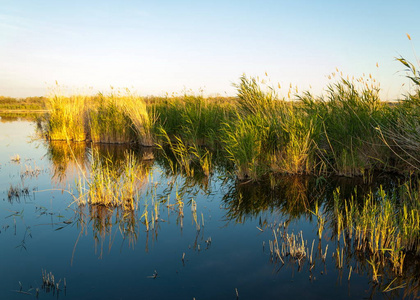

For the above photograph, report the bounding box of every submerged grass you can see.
[322,179,420,285]
[256,175,420,297]
[76,149,149,210]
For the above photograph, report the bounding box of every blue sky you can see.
[1,0,419,100]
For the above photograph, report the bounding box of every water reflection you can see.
[0,112,43,123]
[45,141,154,185]
[46,141,89,184]
[75,205,139,258]
[44,141,411,231]
[39,139,420,299]
[221,173,404,224]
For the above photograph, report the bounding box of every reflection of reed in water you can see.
[46,141,155,186]
[219,170,420,297]
[221,172,406,225]
[47,141,89,185]
[261,177,420,299]
[69,149,151,259]
[75,205,139,258]
[76,149,151,210]
[70,166,211,257]
[221,175,324,224]
[0,112,42,122]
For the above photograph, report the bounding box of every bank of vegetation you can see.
[0,96,46,111]
[39,58,419,180]
[34,55,420,296]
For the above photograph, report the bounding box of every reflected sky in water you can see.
[0,118,415,300]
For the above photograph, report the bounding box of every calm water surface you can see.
[0,117,413,299]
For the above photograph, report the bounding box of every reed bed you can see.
[0,96,46,111]
[45,94,87,141]
[152,94,234,146]
[44,90,153,145]
[300,76,393,176]
[87,93,135,144]
[121,93,155,146]
[220,72,417,179]
[43,56,420,179]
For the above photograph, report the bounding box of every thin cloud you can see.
[0,12,80,38]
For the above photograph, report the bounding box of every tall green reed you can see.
[156,127,213,177]
[301,76,392,176]
[377,46,420,171]
[153,94,232,146]
[224,75,322,179]
[222,114,265,180]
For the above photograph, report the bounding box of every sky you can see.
[1,0,419,100]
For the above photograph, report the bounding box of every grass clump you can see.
[44,88,154,145]
[222,114,265,180]
[44,93,87,142]
[87,93,135,144]
[223,75,321,179]
[120,93,155,146]
[222,75,277,180]
[271,106,321,175]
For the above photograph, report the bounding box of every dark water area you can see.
[0,117,418,299]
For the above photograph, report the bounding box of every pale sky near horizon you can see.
[1,0,419,100]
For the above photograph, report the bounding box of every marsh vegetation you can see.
[0,96,46,112]
[38,57,420,183]
[0,55,419,299]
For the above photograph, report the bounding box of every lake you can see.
[0,116,416,299]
